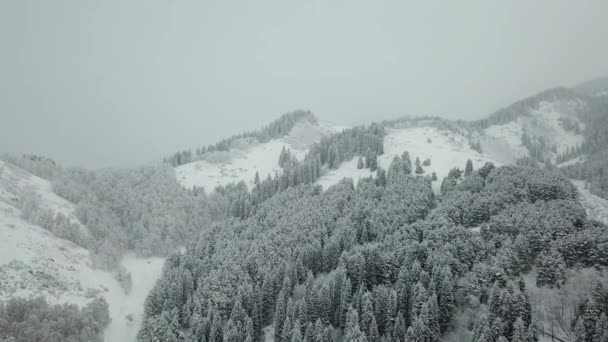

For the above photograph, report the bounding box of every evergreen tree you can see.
[282,316,293,342]
[465,159,474,176]
[345,306,368,342]
[275,289,287,342]
[511,317,527,342]
[594,313,608,342]
[357,157,365,170]
[376,168,387,187]
[402,151,412,174]
[292,319,303,342]
[415,157,424,174]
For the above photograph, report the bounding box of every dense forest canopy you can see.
[138,157,608,342]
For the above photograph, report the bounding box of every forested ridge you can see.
[3,99,608,342]
[138,156,608,342]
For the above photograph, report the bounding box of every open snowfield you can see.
[176,120,340,191]
[317,126,497,193]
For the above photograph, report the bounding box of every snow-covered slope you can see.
[571,180,608,225]
[0,160,165,342]
[176,119,340,191]
[317,126,497,193]
[482,99,586,164]
[0,160,83,226]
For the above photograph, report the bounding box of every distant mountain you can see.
[575,76,608,96]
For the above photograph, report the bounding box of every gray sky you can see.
[1,1,607,168]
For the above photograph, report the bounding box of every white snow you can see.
[317,126,497,193]
[104,254,165,342]
[483,120,528,162]
[176,120,339,191]
[594,90,608,97]
[0,160,165,342]
[557,156,586,168]
[0,160,84,228]
[571,180,608,225]
[482,100,585,164]
[528,101,584,155]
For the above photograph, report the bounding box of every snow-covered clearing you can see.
[317,126,496,193]
[176,120,339,191]
[483,120,528,163]
[104,254,165,342]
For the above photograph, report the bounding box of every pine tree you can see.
[275,289,287,342]
[340,277,353,328]
[465,159,474,176]
[292,319,303,342]
[376,168,387,187]
[209,311,223,342]
[305,322,315,342]
[360,294,376,337]
[357,157,365,170]
[368,315,380,342]
[536,248,566,288]
[415,157,424,174]
[575,317,586,342]
[511,317,527,342]
[438,271,454,332]
[594,313,608,342]
[387,156,404,184]
[282,316,293,342]
[402,151,412,174]
[345,306,368,342]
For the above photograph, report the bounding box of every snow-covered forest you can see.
[3,85,608,342]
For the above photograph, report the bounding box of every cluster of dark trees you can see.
[138,153,604,342]
[164,111,316,167]
[572,281,608,342]
[0,297,110,342]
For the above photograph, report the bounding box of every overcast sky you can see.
[1,1,607,168]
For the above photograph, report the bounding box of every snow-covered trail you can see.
[104,254,165,342]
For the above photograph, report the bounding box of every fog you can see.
[1,0,607,168]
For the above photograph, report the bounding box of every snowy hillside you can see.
[0,160,84,228]
[317,126,497,193]
[571,180,608,225]
[176,119,340,191]
[0,160,165,342]
[482,99,586,164]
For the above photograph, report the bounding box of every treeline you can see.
[50,163,231,269]
[0,297,110,342]
[219,124,386,219]
[138,158,602,342]
[164,111,316,167]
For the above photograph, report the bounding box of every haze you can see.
[1,0,607,168]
